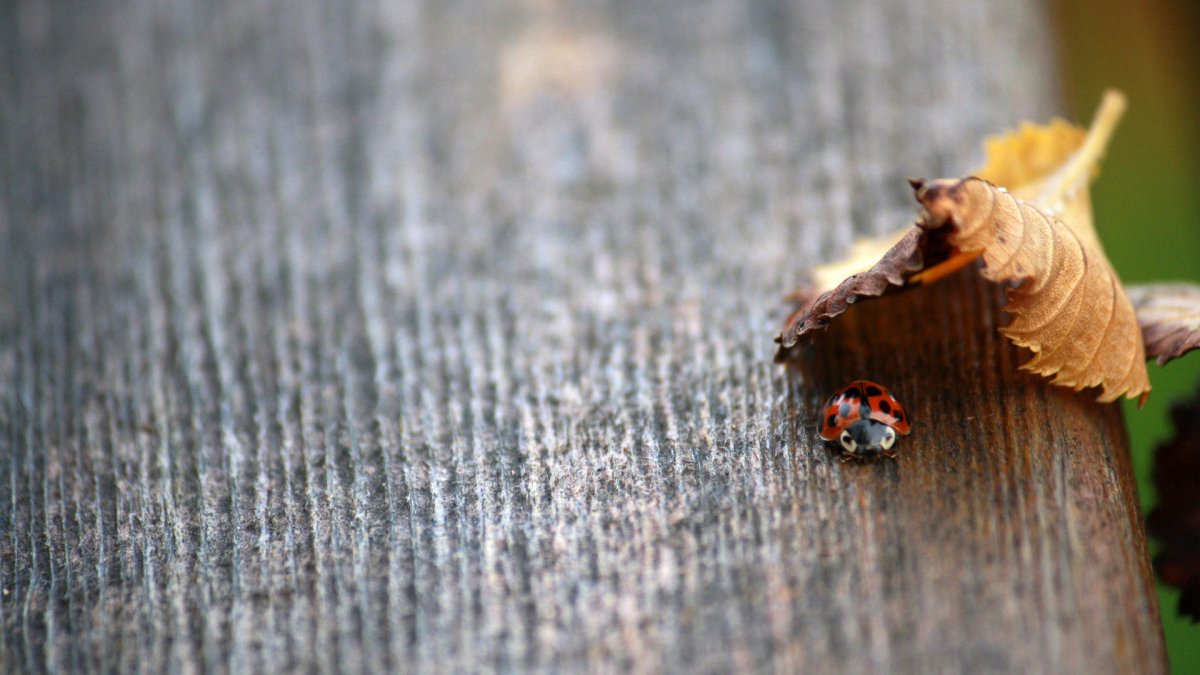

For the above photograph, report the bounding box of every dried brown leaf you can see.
[915,177,1149,402]
[1128,283,1200,365]
[774,228,926,362]
[776,91,1152,402]
[806,227,915,297]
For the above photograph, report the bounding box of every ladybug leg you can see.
[839,453,857,463]
[883,449,898,460]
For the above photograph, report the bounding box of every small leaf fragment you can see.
[1128,283,1200,365]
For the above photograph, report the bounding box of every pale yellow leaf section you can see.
[500,24,619,111]
[976,91,1126,252]
[974,120,1087,199]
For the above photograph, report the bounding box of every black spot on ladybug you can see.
[839,403,851,418]
[827,414,837,428]
[878,400,891,414]
[865,385,882,397]
[844,387,862,399]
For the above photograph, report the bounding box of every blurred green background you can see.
[1055,0,1200,671]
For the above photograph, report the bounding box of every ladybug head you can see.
[838,419,897,457]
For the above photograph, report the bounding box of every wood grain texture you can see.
[0,0,1165,672]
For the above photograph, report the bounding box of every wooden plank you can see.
[0,0,1165,672]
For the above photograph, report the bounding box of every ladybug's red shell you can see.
[818,380,911,440]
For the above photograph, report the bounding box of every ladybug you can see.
[818,381,911,460]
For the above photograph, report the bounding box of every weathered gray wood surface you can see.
[0,0,1166,672]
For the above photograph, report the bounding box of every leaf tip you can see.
[1099,89,1128,122]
